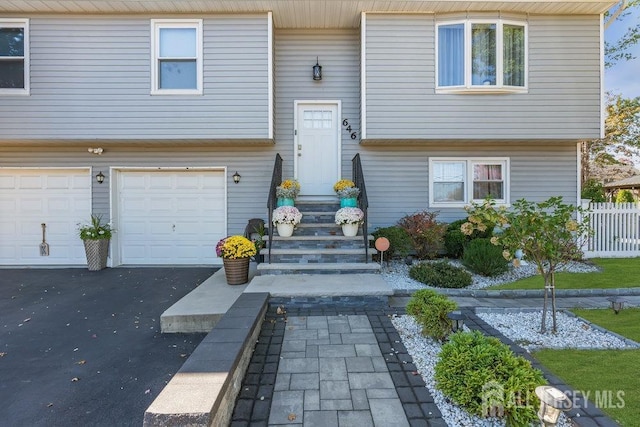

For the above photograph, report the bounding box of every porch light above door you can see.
[313,57,322,81]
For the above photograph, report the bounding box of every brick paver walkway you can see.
[269,315,409,426]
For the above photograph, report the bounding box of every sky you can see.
[605,5,640,99]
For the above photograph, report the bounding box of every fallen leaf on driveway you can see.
[75,360,86,365]
[144,389,150,394]
[47,403,54,408]
[71,377,80,382]
[0,352,6,357]
[23,318,31,322]
[288,413,297,421]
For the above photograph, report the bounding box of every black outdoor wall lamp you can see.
[233,171,241,184]
[96,171,105,184]
[313,57,322,81]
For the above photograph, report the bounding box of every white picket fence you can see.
[581,201,640,258]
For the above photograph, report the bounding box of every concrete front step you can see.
[299,211,337,223]
[295,200,340,213]
[256,262,381,275]
[291,223,360,236]
[263,248,368,263]
[265,236,369,249]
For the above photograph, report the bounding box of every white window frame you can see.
[150,19,203,95]
[435,19,528,94]
[429,157,510,207]
[0,18,29,96]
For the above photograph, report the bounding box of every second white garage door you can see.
[116,170,226,265]
[0,168,91,266]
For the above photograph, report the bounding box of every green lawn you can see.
[571,308,640,342]
[534,349,639,426]
[488,258,640,290]
[533,308,640,426]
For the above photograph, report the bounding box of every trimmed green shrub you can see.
[581,178,606,203]
[444,220,467,258]
[444,218,495,259]
[397,211,447,260]
[372,226,412,259]
[462,238,509,277]
[435,331,545,426]
[406,289,457,341]
[409,261,472,289]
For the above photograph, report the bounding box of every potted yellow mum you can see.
[216,235,257,285]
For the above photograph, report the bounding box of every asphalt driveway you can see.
[0,267,216,427]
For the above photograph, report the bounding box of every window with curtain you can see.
[151,19,203,94]
[433,161,465,202]
[437,24,464,87]
[472,163,504,199]
[437,20,526,90]
[0,19,28,94]
[430,158,509,206]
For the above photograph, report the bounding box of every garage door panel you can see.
[0,175,15,188]
[118,170,225,265]
[19,175,44,189]
[47,175,73,189]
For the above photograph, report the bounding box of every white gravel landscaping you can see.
[382,259,599,291]
[385,259,632,426]
[392,314,577,427]
[476,311,636,351]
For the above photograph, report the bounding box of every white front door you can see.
[115,169,226,265]
[295,102,340,197]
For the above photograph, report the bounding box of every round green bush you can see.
[406,289,457,341]
[444,220,467,258]
[462,238,509,277]
[444,219,495,259]
[409,261,472,288]
[372,226,412,259]
[435,331,545,426]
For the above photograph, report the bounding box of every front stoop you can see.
[258,201,380,275]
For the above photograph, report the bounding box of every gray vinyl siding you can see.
[357,142,579,228]
[274,29,360,178]
[364,14,602,140]
[0,14,270,140]
[0,146,278,235]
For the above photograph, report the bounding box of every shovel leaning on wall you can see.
[40,223,50,256]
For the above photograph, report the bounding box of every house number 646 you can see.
[342,119,357,140]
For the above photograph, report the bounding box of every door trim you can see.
[109,166,227,266]
[293,100,342,198]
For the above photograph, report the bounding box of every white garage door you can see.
[117,170,226,265]
[0,168,91,266]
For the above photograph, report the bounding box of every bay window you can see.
[437,19,526,91]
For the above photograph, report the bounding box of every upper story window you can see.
[0,19,29,95]
[436,19,527,92]
[151,19,203,95]
[429,158,509,207]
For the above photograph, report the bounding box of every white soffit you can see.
[0,0,617,28]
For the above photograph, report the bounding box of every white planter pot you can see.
[276,223,294,237]
[341,223,359,237]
